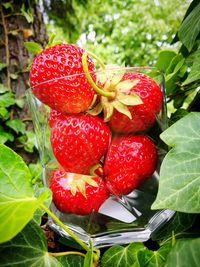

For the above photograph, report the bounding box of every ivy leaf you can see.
[151,212,196,243]
[24,41,43,55]
[101,242,146,267]
[155,50,177,72]
[0,107,9,119]
[152,112,200,213]
[57,255,84,267]
[0,63,7,71]
[0,126,14,144]
[33,185,52,225]
[0,92,15,107]
[182,48,200,85]
[178,2,200,52]
[165,56,185,94]
[0,221,62,267]
[6,119,26,134]
[0,145,49,243]
[165,238,200,267]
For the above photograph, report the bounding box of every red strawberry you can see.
[104,135,157,197]
[29,44,95,114]
[49,169,109,215]
[48,109,65,128]
[50,113,111,174]
[109,72,163,133]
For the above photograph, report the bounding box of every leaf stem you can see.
[39,203,89,252]
[82,52,115,98]
[48,251,85,257]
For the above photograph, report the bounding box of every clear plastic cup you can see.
[27,67,175,248]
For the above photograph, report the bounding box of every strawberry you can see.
[49,169,109,215]
[29,44,96,114]
[48,109,65,128]
[50,113,111,174]
[108,72,163,133]
[104,135,157,197]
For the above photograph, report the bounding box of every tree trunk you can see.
[0,0,48,162]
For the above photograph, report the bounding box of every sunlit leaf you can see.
[0,145,49,243]
[0,221,62,267]
[178,2,200,51]
[152,112,200,213]
[165,238,200,267]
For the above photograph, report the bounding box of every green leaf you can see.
[152,112,200,213]
[15,98,25,108]
[152,212,196,243]
[21,4,34,23]
[0,126,14,144]
[165,56,185,94]
[19,131,38,152]
[178,2,200,52]
[101,243,145,267]
[155,50,177,72]
[2,2,13,10]
[0,221,62,267]
[0,92,15,107]
[57,255,84,267]
[0,107,9,119]
[0,63,7,71]
[182,48,200,85]
[169,109,189,126]
[141,243,171,267]
[29,161,42,184]
[0,145,47,243]
[6,119,26,134]
[24,41,43,55]
[33,185,52,225]
[9,73,18,80]
[165,238,200,267]
[0,84,9,93]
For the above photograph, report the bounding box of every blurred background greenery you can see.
[45,0,190,66]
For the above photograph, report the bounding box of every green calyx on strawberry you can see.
[103,135,158,197]
[49,169,109,215]
[82,52,163,133]
[50,113,111,175]
[29,44,96,114]
[82,52,143,122]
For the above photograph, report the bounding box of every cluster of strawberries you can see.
[29,44,163,216]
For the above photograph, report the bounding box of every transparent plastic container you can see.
[27,67,175,248]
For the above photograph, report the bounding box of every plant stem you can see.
[86,50,106,70]
[82,52,115,98]
[39,203,89,252]
[48,251,85,257]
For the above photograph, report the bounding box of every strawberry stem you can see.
[39,203,90,252]
[82,52,115,98]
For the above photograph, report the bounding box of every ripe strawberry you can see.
[50,113,111,174]
[104,135,157,197]
[29,44,96,114]
[49,169,109,215]
[109,72,163,133]
[48,109,65,128]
